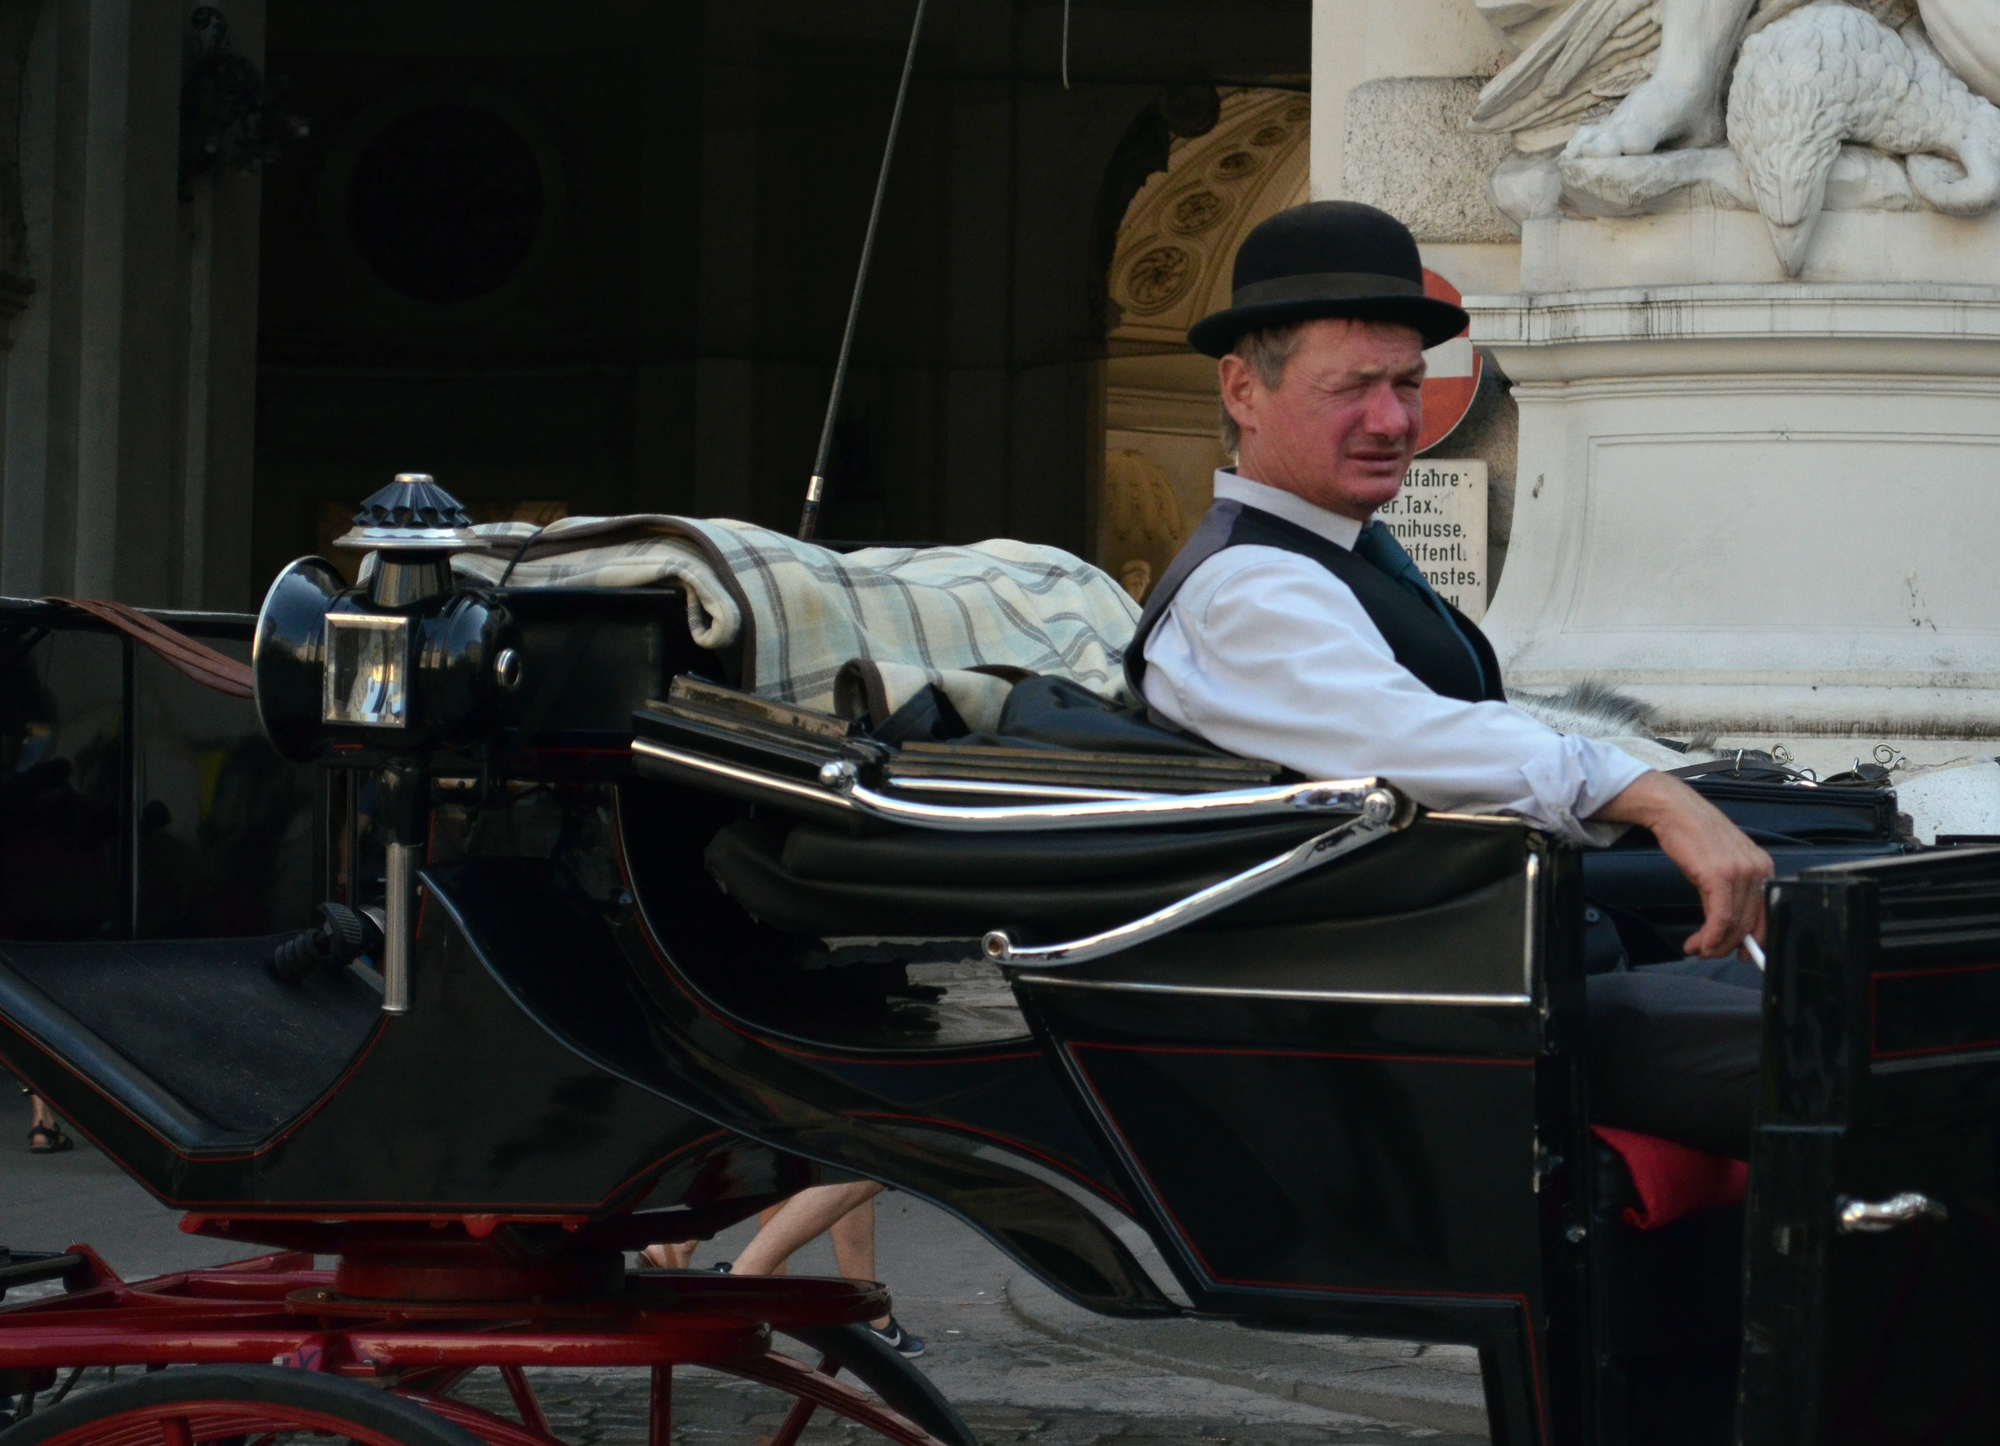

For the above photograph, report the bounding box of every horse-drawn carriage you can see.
[2,480,1996,1446]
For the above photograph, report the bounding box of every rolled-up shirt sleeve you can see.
[1141,547,1650,846]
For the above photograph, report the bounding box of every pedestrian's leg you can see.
[640,1241,696,1269]
[26,1094,69,1153]
[829,1195,889,1328]
[756,1201,787,1276]
[732,1182,884,1277]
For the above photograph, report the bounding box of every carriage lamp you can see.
[251,474,522,1016]
[323,613,408,727]
[252,475,519,759]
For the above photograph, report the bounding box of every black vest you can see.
[1126,500,1506,705]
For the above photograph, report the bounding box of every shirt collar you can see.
[1212,470,1366,550]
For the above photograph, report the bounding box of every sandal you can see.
[28,1124,72,1154]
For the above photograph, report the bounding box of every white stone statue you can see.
[1470,0,2000,273]
[1732,5,2000,268]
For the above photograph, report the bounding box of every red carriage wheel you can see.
[3,1365,487,1446]
[1,1351,956,1446]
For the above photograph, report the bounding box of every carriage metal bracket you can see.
[1837,1192,1947,1233]
[984,787,1406,968]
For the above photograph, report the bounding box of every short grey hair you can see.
[1218,322,1309,456]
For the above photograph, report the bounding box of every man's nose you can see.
[1361,381,1419,440]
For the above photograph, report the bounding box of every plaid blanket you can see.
[451,515,1140,711]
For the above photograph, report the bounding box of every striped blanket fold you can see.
[450,515,1141,713]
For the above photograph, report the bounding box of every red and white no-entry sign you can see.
[1415,268,1480,455]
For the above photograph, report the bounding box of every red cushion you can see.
[1591,1125,1748,1231]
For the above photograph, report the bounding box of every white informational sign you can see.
[1377,459,1488,621]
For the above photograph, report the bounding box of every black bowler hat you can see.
[1187,201,1468,357]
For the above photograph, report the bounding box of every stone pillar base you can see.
[1468,284,2000,738]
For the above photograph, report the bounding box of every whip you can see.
[798,0,931,540]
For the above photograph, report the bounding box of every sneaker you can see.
[867,1316,925,1358]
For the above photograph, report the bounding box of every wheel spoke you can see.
[769,1354,840,1446]
[725,1351,945,1446]
[497,1367,552,1439]
[396,1390,560,1446]
[647,1365,670,1446]
[47,1366,89,1407]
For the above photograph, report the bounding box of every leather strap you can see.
[53,598,255,699]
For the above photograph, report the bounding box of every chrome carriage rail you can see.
[982,787,1406,967]
[632,735,1394,830]
[814,758,1389,832]
[632,735,1414,967]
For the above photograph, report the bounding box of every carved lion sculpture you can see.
[1471,0,2000,271]
[1730,3,2000,271]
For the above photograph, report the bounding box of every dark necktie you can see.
[1352,520,1488,696]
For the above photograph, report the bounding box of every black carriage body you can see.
[6,590,2000,1446]
[0,595,812,1233]
[1738,852,2000,1442]
[1002,819,1585,1439]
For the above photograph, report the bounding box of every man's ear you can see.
[1218,354,1259,438]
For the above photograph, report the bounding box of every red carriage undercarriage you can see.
[0,1241,965,1446]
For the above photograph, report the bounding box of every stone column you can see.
[70,0,195,604]
[0,0,265,608]
[691,8,758,521]
[1346,0,2000,748]
[1474,282,2000,737]
[178,0,264,611]
[631,0,701,516]
[0,0,49,597]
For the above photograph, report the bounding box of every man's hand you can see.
[1595,771,1774,958]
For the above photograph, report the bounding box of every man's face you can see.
[1220,317,1426,521]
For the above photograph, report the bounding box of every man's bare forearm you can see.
[1595,770,1775,958]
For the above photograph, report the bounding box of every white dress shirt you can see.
[1141,472,1649,845]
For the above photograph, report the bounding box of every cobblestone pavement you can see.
[16,1361,1481,1446]
[14,1338,1485,1446]
[447,1364,1487,1445]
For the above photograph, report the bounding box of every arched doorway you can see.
[1097,89,1308,600]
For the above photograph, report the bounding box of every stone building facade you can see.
[0,0,1309,612]
[12,0,1995,754]
[1311,0,2000,752]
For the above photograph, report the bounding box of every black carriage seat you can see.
[707,808,1534,964]
[644,674,1545,999]
[631,669,1546,1002]
[0,936,379,1151]
[655,672,1907,959]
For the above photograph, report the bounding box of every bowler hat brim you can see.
[1187,292,1469,358]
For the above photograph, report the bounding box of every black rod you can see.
[1062,0,1072,89]
[798,0,930,541]
[121,637,137,939]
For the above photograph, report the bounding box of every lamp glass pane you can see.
[323,614,409,728]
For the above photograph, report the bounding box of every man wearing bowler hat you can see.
[1129,200,1774,1158]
